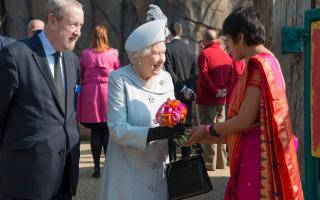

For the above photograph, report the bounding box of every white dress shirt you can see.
[38,31,65,86]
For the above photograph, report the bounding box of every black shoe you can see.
[92,168,100,178]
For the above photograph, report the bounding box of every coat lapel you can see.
[31,35,65,115]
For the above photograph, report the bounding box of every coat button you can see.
[59,150,65,155]
[149,96,155,103]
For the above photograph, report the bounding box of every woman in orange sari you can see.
[188,6,304,200]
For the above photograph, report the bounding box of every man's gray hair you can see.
[204,29,218,41]
[27,19,44,30]
[46,0,83,22]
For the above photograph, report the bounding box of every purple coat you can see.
[77,48,120,123]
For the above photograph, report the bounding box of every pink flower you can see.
[172,111,181,122]
[154,98,188,127]
[163,106,173,114]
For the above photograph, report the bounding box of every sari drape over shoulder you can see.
[225,53,304,200]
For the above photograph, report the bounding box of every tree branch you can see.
[174,14,221,32]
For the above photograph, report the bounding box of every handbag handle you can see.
[193,143,203,156]
[184,124,203,157]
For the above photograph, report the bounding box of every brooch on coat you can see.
[159,80,165,86]
[149,96,155,103]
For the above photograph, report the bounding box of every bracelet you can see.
[206,125,211,135]
[207,124,220,137]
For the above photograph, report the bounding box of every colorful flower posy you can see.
[154,98,188,128]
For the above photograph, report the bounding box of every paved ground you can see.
[74,143,230,200]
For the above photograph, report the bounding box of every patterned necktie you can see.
[53,52,65,111]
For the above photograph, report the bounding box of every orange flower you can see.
[169,99,180,108]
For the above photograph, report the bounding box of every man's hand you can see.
[180,85,188,94]
[216,88,227,98]
[216,112,223,123]
[183,88,194,100]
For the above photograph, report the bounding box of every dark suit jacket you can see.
[164,38,198,100]
[0,35,15,49]
[0,34,80,199]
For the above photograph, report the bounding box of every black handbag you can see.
[165,154,213,200]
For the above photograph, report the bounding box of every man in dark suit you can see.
[0,35,15,49]
[0,0,84,199]
[27,19,45,38]
[164,23,198,160]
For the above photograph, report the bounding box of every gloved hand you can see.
[147,123,185,142]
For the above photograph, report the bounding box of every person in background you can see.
[99,19,184,200]
[77,25,120,178]
[0,18,15,49]
[196,29,233,171]
[27,19,45,37]
[0,35,15,49]
[0,0,83,199]
[231,54,245,86]
[226,53,245,105]
[188,6,304,199]
[164,22,198,161]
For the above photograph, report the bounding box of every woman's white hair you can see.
[127,47,152,65]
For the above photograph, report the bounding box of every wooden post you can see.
[304,8,320,200]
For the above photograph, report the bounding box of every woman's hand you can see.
[187,125,208,146]
[187,125,227,146]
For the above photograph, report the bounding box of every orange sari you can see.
[225,53,304,200]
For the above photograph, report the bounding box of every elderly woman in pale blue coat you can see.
[99,19,185,200]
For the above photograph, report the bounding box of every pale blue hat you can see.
[125,19,168,52]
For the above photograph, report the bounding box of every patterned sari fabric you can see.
[225,53,304,200]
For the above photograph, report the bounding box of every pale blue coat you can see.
[99,64,175,200]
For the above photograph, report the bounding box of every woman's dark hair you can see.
[222,6,265,46]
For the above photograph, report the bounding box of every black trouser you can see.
[180,99,192,158]
[53,154,72,200]
[81,122,109,170]
[91,127,109,169]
